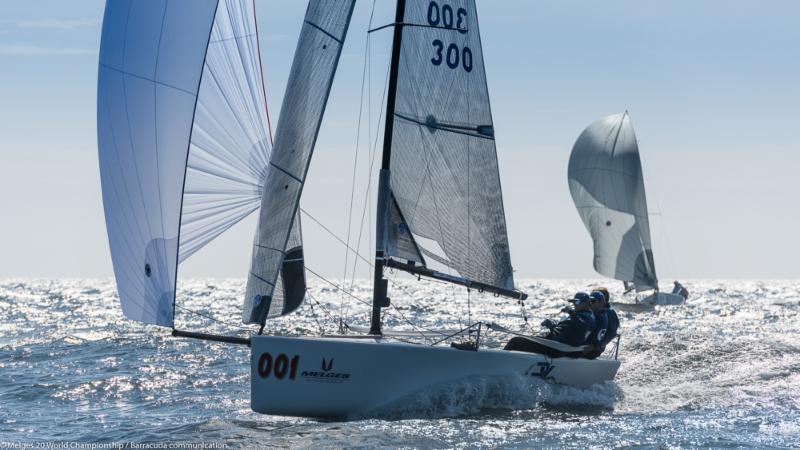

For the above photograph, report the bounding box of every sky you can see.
[0,0,799,282]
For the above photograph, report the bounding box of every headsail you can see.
[243,0,357,324]
[381,0,517,293]
[567,112,658,291]
[98,0,276,326]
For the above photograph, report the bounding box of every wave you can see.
[359,375,619,420]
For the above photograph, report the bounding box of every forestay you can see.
[567,112,657,291]
[384,0,515,291]
[243,0,357,324]
[98,0,277,327]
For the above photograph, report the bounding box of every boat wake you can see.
[361,375,620,420]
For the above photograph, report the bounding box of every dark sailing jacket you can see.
[591,309,609,347]
[547,310,595,347]
[601,307,620,347]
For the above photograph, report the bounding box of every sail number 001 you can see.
[427,1,473,72]
[257,352,299,380]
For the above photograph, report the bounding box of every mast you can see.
[370,0,406,335]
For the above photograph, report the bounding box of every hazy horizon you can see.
[1,0,799,283]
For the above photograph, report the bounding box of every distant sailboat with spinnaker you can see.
[568,112,686,306]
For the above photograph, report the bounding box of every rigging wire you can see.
[306,291,336,335]
[302,199,459,340]
[339,0,377,323]
[348,64,391,290]
[300,207,373,267]
[342,23,392,326]
[306,263,441,341]
[175,304,254,332]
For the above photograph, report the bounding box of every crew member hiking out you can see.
[585,286,620,358]
[584,291,608,359]
[504,292,595,357]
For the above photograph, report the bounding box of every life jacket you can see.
[591,309,609,346]
[602,307,620,346]
[548,310,595,347]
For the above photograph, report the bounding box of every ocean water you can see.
[1,278,799,449]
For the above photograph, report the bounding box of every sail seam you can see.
[248,271,276,287]
[208,32,256,44]
[269,162,302,183]
[99,63,196,97]
[253,244,286,254]
[303,20,342,43]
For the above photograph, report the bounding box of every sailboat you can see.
[98,0,619,419]
[568,112,685,306]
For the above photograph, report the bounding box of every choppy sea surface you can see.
[1,278,799,449]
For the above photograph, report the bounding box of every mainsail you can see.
[380,0,516,292]
[567,112,658,291]
[98,0,277,326]
[243,0,357,324]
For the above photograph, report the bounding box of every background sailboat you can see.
[568,112,684,305]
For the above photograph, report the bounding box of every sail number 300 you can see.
[257,352,299,380]
[427,1,473,72]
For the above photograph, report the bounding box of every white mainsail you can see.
[243,0,357,324]
[98,0,277,326]
[567,112,658,291]
[381,0,516,292]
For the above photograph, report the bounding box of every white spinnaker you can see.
[567,112,658,291]
[243,0,357,324]
[98,0,276,327]
[181,0,275,262]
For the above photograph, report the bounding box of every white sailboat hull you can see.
[250,335,620,418]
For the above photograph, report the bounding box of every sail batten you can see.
[568,112,658,290]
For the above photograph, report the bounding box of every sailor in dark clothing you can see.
[544,292,595,345]
[585,287,620,358]
[586,291,608,358]
[504,292,595,357]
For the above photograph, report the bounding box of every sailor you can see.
[586,287,619,358]
[541,292,595,346]
[672,280,689,301]
[585,291,608,358]
[503,292,595,357]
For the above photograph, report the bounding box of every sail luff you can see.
[243,0,357,324]
[173,2,223,322]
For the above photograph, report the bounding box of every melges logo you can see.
[301,357,352,383]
